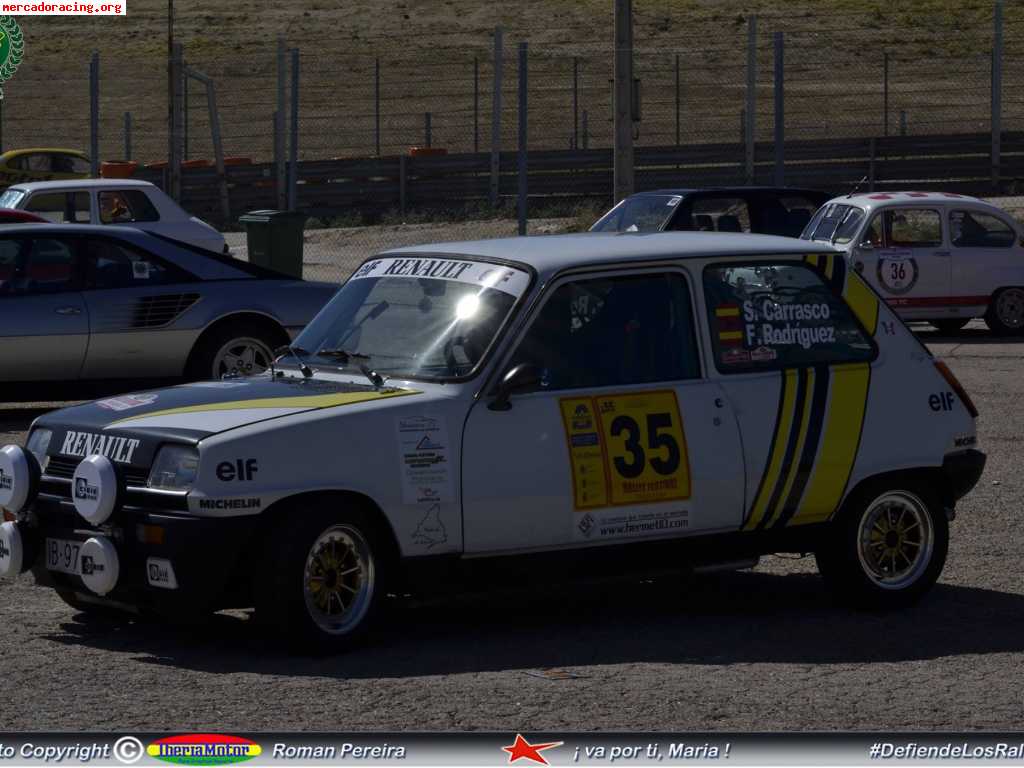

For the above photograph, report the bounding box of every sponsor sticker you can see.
[147,735,262,766]
[59,431,141,463]
[396,415,453,504]
[96,393,158,411]
[198,497,261,511]
[877,251,919,295]
[352,257,530,296]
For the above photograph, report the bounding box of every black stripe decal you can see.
[743,371,790,528]
[758,367,809,531]
[774,365,831,528]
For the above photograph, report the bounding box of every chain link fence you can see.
[1,5,1021,282]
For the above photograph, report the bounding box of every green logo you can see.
[0,16,24,100]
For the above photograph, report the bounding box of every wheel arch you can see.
[184,311,291,376]
[840,466,955,518]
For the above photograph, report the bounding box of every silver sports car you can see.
[0,224,337,386]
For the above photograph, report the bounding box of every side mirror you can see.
[488,363,542,411]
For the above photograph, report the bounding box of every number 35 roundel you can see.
[560,390,692,509]
[877,253,919,295]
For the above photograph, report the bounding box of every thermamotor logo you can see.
[0,468,11,491]
[0,17,23,100]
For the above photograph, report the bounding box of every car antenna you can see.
[846,175,869,198]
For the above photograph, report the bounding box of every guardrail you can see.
[134,131,1024,227]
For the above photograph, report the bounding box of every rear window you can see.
[703,261,876,373]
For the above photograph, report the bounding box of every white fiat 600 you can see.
[801,191,1024,334]
[0,233,985,651]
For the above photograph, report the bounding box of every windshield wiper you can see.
[273,344,313,378]
[317,348,385,388]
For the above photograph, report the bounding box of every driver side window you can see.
[508,272,701,391]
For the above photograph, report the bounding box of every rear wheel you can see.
[930,318,969,335]
[984,288,1024,335]
[255,503,387,653]
[816,481,948,609]
[186,320,284,381]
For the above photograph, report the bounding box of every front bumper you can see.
[20,493,260,614]
[942,449,987,502]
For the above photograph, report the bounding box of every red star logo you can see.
[501,734,563,765]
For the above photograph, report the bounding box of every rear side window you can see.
[703,261,875,373]
[887,209,942,248]
[950,210,1016,248]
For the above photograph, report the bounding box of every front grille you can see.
[45,455,150,487]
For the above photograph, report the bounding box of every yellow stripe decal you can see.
[806,254,819,268]
[718,331,744,341]
[113,389,418,424]
[745,369,798,530]
[763,368,816,528]
[824,254,835,280]
[843,272,879,336]
[715,306,740,317]
[790,363,871,525]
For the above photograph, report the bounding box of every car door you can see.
[949,207,1020,312]
[461,267,745,554]
[858,207,951,319]
[0,236,89,382]
[79,235,201,379]
[21,190,91,224]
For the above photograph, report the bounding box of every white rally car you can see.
[801,191,1024,334]
[0,233,985,651]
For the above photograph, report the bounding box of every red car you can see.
[0,209,46,224]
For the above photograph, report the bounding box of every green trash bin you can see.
[238,209,308,279]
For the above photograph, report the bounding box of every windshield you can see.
[801,203,865,244]
[292,256,531,381]
[0,189,25,209]
[590,194,682,233]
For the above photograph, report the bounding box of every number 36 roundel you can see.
[560,390,692,509]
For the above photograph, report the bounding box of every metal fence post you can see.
[613,0,635,201]
[399,154,407,215]
[883,52,889,137]
[900,110,907,136]
[275,36,287,210]
[582,109,589,150]
[992,0,1003,192]
[868,138,877,192]
[674,53,680,146]
[424,112,432,147]
[572,56,579,149]
[375,57,381,156]
[489,26,503,207]
[773,31,784,187]
[473,56,479,153]
[124,112,132,160]
[517,42,527,236]
[289,47,299,211]
[745,15,756,183]
[182,68,189,160]
[187,67,230,224]
[89,51,99,177]
[170,44,184,200]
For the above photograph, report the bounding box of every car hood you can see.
[35,377,421,469]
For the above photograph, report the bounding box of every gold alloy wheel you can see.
[302,524,375,635]
[856,491,934,591]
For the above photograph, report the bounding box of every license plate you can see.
[46,538,83,575]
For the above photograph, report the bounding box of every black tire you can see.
[815,480,948,609]
[185,320,286,382]
[984,288,1024,336]
[254,501,388,654]
[930,318,969,335]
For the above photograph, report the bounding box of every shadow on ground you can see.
[42,569,1024,677]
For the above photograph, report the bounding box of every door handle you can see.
[55,306,82,315]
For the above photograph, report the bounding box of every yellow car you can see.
[0,149,90,189]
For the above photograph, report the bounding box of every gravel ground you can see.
[0,321,1022,732]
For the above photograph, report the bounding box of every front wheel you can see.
[255,504,386,653]
[186,322,282,381]
[816,483,948,609]
[984,288,1024,335]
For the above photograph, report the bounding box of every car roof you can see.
[7,178,155,192]
[823,190,992,210]
[626,186,828,198]
[0,148,88,158]
[384,232,835,277]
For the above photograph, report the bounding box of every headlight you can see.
[147,445,199,492]
[25,429,52,471]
